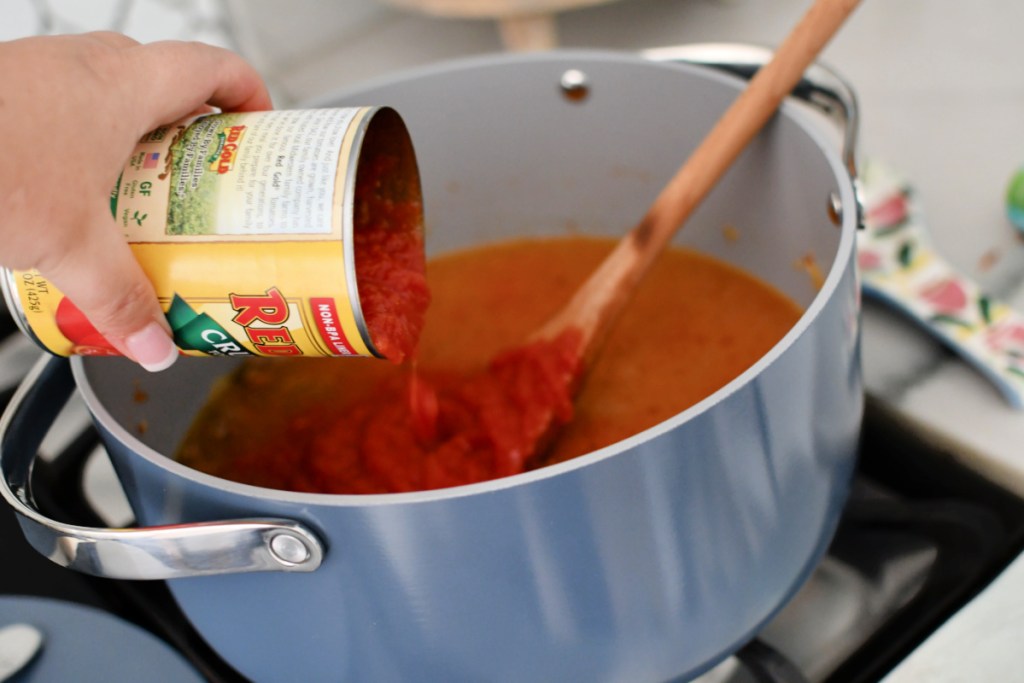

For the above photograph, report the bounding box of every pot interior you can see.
[78,50,853,473]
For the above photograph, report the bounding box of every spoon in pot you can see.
[360,0,864,491]
[533,0,862,360]
[407,0,864,489]
[482,0,865,471]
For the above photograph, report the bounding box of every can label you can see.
[4,108,386,359]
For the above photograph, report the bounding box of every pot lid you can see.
[0,595,203,682]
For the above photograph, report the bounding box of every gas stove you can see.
[1,302,1023,683]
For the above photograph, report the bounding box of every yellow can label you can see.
[6,108,378,359]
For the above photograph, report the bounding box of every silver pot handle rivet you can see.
[269,532,313,566]
[560,69,589,102]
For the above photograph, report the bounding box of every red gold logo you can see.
[229,287,302,356]
[208,125,247,175]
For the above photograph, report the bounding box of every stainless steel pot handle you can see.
[0,355,324,580]
[642,42,860,182]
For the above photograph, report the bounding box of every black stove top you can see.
[2,307,1023,683]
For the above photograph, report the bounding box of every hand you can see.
[0,33,272,371]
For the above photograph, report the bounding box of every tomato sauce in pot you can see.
[176,237,801,494]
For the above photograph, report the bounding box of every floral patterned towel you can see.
[859,161,1024,409]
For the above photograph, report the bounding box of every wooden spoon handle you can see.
[535,0,861,355]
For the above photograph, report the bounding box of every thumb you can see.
[41,210,178,372]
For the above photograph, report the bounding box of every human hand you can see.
[0,32,272,371]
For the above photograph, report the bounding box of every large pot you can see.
[0,48,862,682]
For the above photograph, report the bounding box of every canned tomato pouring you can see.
[1,106,428,364]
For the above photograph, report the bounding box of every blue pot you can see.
[1,49,862,683]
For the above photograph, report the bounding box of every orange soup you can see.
[177,236,801,493]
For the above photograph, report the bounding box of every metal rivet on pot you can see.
[827,191,842,227]
[560,69,590,102]
[269,533,312,566]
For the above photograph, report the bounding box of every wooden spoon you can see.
[533,0,862,362]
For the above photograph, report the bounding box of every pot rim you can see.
[73,50,860,508]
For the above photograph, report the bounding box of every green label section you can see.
[167,295,251,357]
[110,172,122,218]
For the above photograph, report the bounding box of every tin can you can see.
[1,107,426,362]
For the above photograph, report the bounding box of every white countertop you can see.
[880,550,1024,683]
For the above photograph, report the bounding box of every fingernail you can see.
[124,322,178,372]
